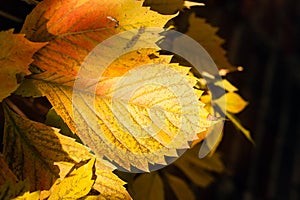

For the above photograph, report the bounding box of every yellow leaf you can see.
[48,158,95,200]
[93,160,131,200]
[24,49,212,172]
[2,103,93,191]
[20,0,213,172]
[166,173,195,200]
[0,29,46,101]
[13,191,40,200]
[215,79,238,92]
[226,112,254,144]
[216,92,248,113]
[132,173,164,200]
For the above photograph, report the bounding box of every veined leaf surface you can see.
[18,0,214,172]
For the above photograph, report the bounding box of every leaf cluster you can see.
[0,0,251,199]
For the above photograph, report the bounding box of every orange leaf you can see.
[0,29,46,101]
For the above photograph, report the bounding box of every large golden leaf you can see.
[24,49,212,172]
[17,0,214,171]
[0,30,46,101]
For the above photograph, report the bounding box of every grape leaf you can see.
[0,30,46,101]
[17,0,215,172]
[23,48,213,171]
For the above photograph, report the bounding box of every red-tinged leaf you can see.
[0,29,46,101]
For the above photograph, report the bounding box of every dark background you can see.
[0,0,299,199]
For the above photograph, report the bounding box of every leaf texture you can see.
[18,0,214,172]
[0,29,46,101]
[48,159,95,200]
[24,49,212,171]
[3,103,91,190]
[0,179,30,200]
[0,154,18,185]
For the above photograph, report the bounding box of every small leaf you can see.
[0,179,30,200]
[216,92,248,113]
[226,112,254,144]
[215,79,238,92]
[132,173,164,200]
[48,158,95,200]
[166,173,195,200]
[0,29,46,101]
